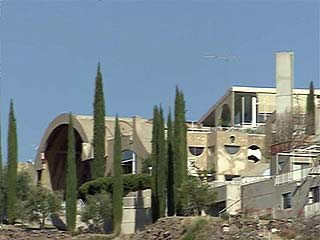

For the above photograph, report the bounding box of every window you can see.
[309,187,320,204]
[121,150,136,174]
[224,145,240,155]
[248,145,261,163]
[189,147,204,156]
[282,192,292,209]
[225,175,240,181]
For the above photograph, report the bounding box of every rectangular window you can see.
[282,192,292,209]
[309,186,320,204]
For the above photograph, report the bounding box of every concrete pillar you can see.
[241,97,245,125]
[252,97,257,127]
[315,97,320,135]
[276,51,294,114]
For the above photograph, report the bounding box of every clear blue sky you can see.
[0,0,319,162]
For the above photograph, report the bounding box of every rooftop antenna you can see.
[202,54,239,86]
[202,55,238,62]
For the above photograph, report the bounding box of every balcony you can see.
[275,166,320,185]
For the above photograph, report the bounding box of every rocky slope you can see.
[0,215,319,240]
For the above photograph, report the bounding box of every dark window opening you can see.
[234,92,257,125]
[189,147,204,156]
[121,150,136,174]
[37,170,42,183]
[225,145,240,155]
[309,187,320,204]
[225,175,240,181]
[248,145,261,163]
[282,192,292,209]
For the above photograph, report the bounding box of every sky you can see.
[0,0,319,162]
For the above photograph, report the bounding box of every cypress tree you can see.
[174,87,188,216]
[7,100,18,224]
[158,106,166,218]
[92,63,106,179]
[0,119,2,174]
[151,106,159,222]
[112,115,123,234]
[167,110,175,216]
[180,92,188,178]
[0,118,4,223]
[306,81,315,135]
[66,113,77,232]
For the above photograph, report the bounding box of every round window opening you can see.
[189,147,204,156]
[225,145,240,155]
[248,145,261,163]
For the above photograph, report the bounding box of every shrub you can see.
[25,185,63,229]
[80,191,112,233]
[79,173,151,199]
[178,176,216,216]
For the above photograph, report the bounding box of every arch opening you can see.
[46,124,92,191]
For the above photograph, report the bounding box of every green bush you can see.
[81,191,112,233]
[79,173,151,199]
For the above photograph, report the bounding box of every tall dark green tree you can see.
[7,100,18,224]
[167,110,175,216]
[151,105,166,222]
[66,113,77,232]
[174,87,188,216]
[112,115,123,234]
[157,106,166,218]
[0,119,2,175]
[151,106,159,222]
[92,63,106,179]
[306,81,315,135]
[0,119,4,223]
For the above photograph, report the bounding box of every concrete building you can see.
[33,51,320,232]
[198,86,320,128]
[34,114,153,191]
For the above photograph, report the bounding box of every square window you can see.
[282,192,292,209]
[309,186,320,204]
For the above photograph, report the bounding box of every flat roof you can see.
[199,85,320,123]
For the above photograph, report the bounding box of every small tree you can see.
[178,177,216,216]
[112,115,123,234]
[16,170,32,202]
[7,100,18,224]
[26,185,62,229]
[81,191,112,233]
[66,113,77,232]
[92,63,106,179]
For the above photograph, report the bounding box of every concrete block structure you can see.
[32,51,320,232]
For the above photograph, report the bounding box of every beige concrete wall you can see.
[187,129,267,178]
[121,189,152,234]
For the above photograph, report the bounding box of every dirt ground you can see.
[0,215,319,240]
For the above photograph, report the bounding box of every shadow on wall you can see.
[135,190,152,232]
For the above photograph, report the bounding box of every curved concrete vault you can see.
[34,113,153,191]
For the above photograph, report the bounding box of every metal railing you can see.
[275,166,320,185]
